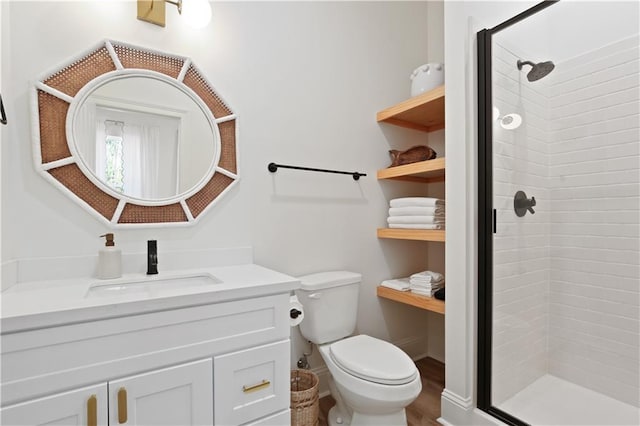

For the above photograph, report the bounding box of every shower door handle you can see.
[514,191,536,217]
[0,93,6,125]
[493,209,496,233]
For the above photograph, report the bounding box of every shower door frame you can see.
[476,1,559,425]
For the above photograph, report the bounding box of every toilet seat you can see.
[329,335,418,385]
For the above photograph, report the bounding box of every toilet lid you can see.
[329,335,418,385]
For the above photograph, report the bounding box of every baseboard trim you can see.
[441,389,502,426]
[441,389,473,410]
[318,389,331,399]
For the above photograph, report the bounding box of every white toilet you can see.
[296,271,422,426]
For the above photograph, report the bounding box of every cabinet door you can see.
[109,359,213,426]
[1,383,107,426]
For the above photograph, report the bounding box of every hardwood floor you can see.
[317,357,445,426]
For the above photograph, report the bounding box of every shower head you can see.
[517,59,555,82]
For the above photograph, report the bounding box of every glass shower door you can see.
[478,2,640,425]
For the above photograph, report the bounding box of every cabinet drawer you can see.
[214,340,289,425]
[243,409,290,425]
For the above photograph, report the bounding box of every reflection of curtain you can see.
[75,101,97,169]
[122,124,177,199]
[123,124,143,197]
[95,120,106,180]
[140,126,161,199]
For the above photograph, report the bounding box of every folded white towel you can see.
[410,287,438,297]
[410,276,444,284]
[410,277,443,285]
[388,215,445,224]
[390,197,445,208]
[409,278,444,287]
[410,270,444,282]
[389,206,445,216]
[389,223,444,230]
[410,275,444,282]
[410,281,444,291]
[380,278,411,291]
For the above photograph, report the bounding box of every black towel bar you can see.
[268,162,366,181]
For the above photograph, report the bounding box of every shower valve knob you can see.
[514,191,536,217]
[527,197,536,214]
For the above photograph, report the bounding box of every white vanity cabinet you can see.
[1,290,294,426]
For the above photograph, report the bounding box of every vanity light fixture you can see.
[137,0,212,28]
[493,107,522,130]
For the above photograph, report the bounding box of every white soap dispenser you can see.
[98,233,122,279]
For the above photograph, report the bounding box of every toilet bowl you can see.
[295,271,421,426]
[319,335,422,425]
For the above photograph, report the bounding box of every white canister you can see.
[410,63,444,97]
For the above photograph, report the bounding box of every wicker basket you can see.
[290,369,319,426]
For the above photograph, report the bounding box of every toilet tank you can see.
[295,271,361,345]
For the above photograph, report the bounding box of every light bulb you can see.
[500,113,522,130]
[181,0,212,29]
[493,106,500,122]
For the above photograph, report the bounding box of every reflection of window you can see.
[95,109,179,199]
[103,120,125,193]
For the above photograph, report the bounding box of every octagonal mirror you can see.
[32,40,238,227]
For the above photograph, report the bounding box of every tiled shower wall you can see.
[491,41,550,405]
[492,34,640,407]
[547,35,640,407]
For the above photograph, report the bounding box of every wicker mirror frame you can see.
[32,39,238,227]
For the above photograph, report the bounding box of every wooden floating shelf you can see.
[377,286,445,314]
[376,85,445,133]
[377,157,445,183]
[377,228,445,242]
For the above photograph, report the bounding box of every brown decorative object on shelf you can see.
[389,145,436,167]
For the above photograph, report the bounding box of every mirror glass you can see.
[73,76,216,200]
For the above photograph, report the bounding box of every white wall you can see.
[442,1,542,424]
[1,0,444,375]
[547,35,640,408]
[424,0,446,365]
[0,1,3,275]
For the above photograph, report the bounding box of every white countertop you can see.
[1,263,300,334]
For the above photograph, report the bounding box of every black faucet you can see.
[147,240,158,275]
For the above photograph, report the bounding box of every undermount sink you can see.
[86,272,222,298]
